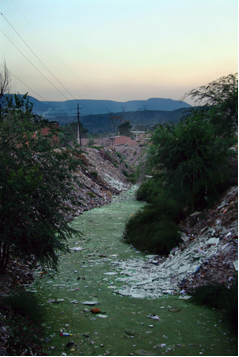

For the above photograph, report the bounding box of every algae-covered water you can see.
[32,186,237,356]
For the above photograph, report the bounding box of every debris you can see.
[82,301,99,305]
[91,308,101,314]
[233,260,238,271]
[60,332,72,336]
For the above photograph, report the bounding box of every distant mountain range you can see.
[5,95,192,133]
[20,96,191,115]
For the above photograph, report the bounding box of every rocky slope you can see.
[64,147,132,220]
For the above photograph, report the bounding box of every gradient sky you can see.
[0,0,238,107]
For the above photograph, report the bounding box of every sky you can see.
[0,0,238,107]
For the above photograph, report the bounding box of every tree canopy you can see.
[147,108,235,212]
[182,73,238,137]
[118,121,132,137]
[0,94,82,272]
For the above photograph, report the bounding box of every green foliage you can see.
[60,121,88,146]
[124,194,183,255]
[189,279,238,331]
[122,169,128,177]
[118,121,132,137]
[183,73,238,138]
[87,137,95,146]
[87,191,96,198]
[127,172,137,184]
[90,171,98,178]
[136,178,164,203]
[0,292,47,355]
[0,94,81,272]
[115,151,122,159]
[147,109,234,212]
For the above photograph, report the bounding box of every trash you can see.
[82,301,99,305]
[70,246,83,251]
[60,332,72,336]
[206,238,219,246]
[149,325,153,328]
[233,260,238,271]
[168,308,180,312]
[70,300,78,304]
[104,272,118,275]
[97,314,108,318]
[146,314,161,320]
[91,308,101,314]
[178,295,191,300]
[66,341,75,347]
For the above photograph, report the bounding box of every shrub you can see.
[122,169,129,177]
[124,195,182,255]
[90,171,98,178]
[188,279,238,331]
[127,172,137,184]
[0,292,47,355]
[87,191,96,198]
[136,178,164,203]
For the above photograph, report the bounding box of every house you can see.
[109,135,133,146]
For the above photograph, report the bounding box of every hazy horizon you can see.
[0,0,237,111]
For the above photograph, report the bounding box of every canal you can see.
[32,186,237,356]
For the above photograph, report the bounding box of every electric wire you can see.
[9,0,110,114]
[1,12,93,114]
[0,28,72,101]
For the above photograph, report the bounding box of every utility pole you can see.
[77,104,82,146]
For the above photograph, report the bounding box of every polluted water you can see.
[31,186,237,356]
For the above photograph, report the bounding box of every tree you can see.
[182,73,238,137]
[118,121,132,137]
[0,61,13,120]
[0,94,82,272]
[147,109,234,212]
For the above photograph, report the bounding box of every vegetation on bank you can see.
[188,279,238,331]
[0,291,48,355]
[124,73,238,255]
[0,93,82,272]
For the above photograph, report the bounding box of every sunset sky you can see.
[0,0,237,107]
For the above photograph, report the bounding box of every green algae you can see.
[33,187,238,356]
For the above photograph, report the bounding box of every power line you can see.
[1,12,93,114]
[0,27,71,100]
[9,0,110,114]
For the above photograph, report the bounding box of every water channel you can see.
[32,186,237,356]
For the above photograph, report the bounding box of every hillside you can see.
[58,108,192,133]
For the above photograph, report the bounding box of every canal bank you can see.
[32,186,237,356]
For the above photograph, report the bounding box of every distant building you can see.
[109,135,132,146]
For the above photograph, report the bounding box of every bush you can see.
[136,178,164,203]
[124,195,182,255]
[87,191,96,198]
[0,292,47,355]
[189,279,238,331]
[127,172,137,184]
[90,171,98,178]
